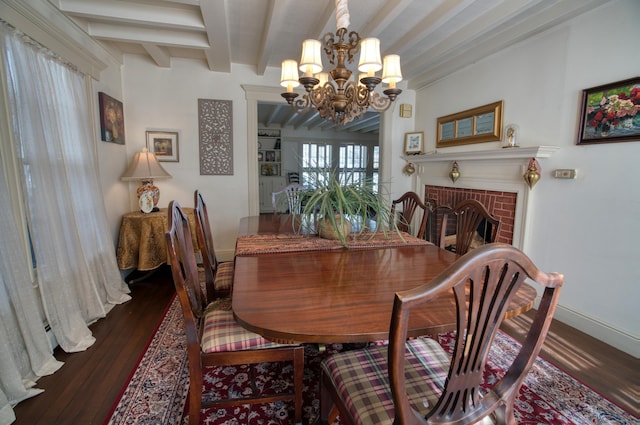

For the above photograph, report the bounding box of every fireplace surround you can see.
[406,146,558,250]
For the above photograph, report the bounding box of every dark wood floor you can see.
[13,266,639,424]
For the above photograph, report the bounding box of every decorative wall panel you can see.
[198,99,233,175]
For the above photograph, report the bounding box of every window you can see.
[301,141,379,191]
[301,142,332,186]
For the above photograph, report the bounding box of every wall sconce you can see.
[503,123,520,148]
[449,161,460,183]
[120,148,172,213]
[523,157,540,189]
[402,161,415,176]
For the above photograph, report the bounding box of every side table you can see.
[116,208,198,282]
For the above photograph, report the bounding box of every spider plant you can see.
[294,168,397,246]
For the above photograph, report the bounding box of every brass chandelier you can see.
[280,0,402,126]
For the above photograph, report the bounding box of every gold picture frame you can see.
[404,131,424,154]
[436,101,503,147]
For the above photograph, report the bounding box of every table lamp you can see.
[120,148,172,213]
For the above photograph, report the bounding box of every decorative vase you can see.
[449,161,460,183]
[317,215,352,241]
[523,159,540,190]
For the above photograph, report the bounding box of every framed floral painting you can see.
[577,77,640,145]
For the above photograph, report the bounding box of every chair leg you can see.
[188,374,203,425]
[293,346,304,424]
[319,370,332,424]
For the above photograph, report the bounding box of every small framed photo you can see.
[265,150,276,162]
[146,130,179,162]
[404,132,424,155]
[577,77,640,145]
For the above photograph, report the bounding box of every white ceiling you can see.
[49,0,607,134]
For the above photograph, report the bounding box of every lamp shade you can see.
[299,39,323,76]
[120,148,172,181]
[315,72,329,88]
[381,54,402,88]
[280,59,300,91]
[358,38,382,75]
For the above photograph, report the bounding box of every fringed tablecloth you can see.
[235,231,432,256]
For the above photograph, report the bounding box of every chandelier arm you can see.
[345,31,360,63]
[291,95,312,114]
[322,32,337,65]
[368,92,392,112]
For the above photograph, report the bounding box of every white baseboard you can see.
[553,304,639,358]
[218,249,235,262]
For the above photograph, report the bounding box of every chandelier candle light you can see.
[280,0,402,126]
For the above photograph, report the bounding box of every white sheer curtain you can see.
[0,21,130,423]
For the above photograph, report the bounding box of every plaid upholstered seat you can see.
[321,338,449,425]
[201,298,290,353]
[213,261,233,292]
[320,244,563,425]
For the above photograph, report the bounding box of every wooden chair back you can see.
[167,201,205,323]
[390,191,429,239]
[388,243,563,424]
[272,183,304,214]
[193,190,219,301]
[439,199,501,255]
[167,200,304,424]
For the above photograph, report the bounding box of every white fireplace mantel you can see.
[403,145,559,163]
[409,146,559,251]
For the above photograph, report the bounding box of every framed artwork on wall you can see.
[436,101,503,148]
[577,77,640,145]
[404,132,424,154]
[146,130,179,162]
[98,92,125,144]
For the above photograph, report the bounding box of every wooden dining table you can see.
[232,215,537,344]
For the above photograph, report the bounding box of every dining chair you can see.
[166,201,304,425]
[320,243,563,425]
[193,190,233,301]
[439,199,501,255]
[390,191,429,239]
[272,182,304,214]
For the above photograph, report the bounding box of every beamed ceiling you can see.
[49,0,608,134]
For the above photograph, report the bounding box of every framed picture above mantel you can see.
[436,101,503,148]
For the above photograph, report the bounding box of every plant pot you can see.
[317,215,352,241]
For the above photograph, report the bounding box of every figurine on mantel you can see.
[503,124,520,148]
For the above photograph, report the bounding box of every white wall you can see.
[121,56,416,260]
[414,0,639,356]
[94,66,129,244]
[121,57,279,258]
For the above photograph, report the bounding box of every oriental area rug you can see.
[104,297,637,425]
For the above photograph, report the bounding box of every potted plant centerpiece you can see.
[294,168,397,247]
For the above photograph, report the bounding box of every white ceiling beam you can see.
[54,0,204,31]
[265,104,286,127]
[386,0,474,56]
[157,0,199,5]
[200,0,231,72]
[88,21,209,48]
[406,0,601,89]
[360,0,413,37]
[142,43,171,67]
[256,0,288,76]
[282,109,299,127]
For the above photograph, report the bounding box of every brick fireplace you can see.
[425,185,516,244]
[407,145,558,250]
